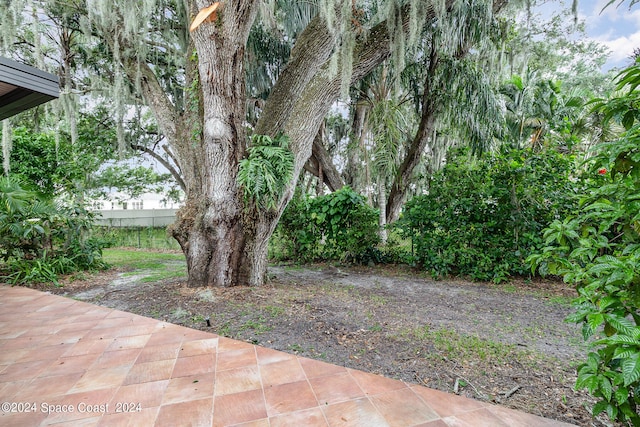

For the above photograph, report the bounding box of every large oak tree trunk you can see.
[168,0,259,287]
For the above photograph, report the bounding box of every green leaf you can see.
[621,356,640,386]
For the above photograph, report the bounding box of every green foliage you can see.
[4,127,72,198]
[277,187,380,262]
[530,62,640,424]
[238,134,294,210]
[0,177,108,285]
[399,147,580,282]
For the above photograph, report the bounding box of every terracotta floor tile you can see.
[212,389,267,427]
[309,372,365,405]
[122,359,174,386]
[0,334,51,351]
[136,344,180,363]
[94,318,137,330]
[215,366,262,397]
[255,346,296,365]
[300,357,347,379]
[43,387,118,424]
[105,335,151,352]
[0,359,53,382]
[413,420,449,427]
[181,328,216,341]
[442,408,510,427]
[178,338,219,357]
[44,331,90,348]
[21,344,76,364]
[97,406,159,427]
[56,320,108,334]
[0,328,18,338]
[0,348,28,364]
[172,353,216,378]
[42,353,102,377]
[109,379,169,409]
[216,347,257,371]
[62,338,115,357]
[162,373,215,405]
[369,387,440,426]
[259,357,306,387]
[114,323,161,338]
[145,325,184,347]
[46,416,102,426]
[69,366,131,393]
[0,378,30,399]
[410,386,487,418]
[348,369,408,396]
[6,326,44,338]
[0,409,48,426]
[91,349,142,370]
[155,398,213,427]
[269,407,329,427]
[14,372,84,400]
[322,397,390,427]
[263,380,318,417]
[487,405,574,426]
[228,418,270,427]
[217,336,254,352]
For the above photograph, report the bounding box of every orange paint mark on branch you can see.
[190,2,221,33]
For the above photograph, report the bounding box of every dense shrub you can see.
[277,187,380,262]
[0,177,108,285]
[530,61,640,424]
[398,147,581,282]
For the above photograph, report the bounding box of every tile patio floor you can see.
[0,285,575,427]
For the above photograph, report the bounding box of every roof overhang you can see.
[0,57,60,121]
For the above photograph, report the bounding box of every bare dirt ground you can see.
[32,254,613,427]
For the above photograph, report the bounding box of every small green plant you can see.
[237,133,294,210]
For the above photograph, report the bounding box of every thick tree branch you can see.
[311,128,344,192]
[255,14,338,136]
[123,59,179,144]
[386,44,439,224]
[131,143,187,191]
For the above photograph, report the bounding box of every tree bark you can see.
[304,125,345,192]
[168,0,259,287]
[386,44,439,224]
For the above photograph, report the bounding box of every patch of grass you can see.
[263,305,285,318]
[544,295,573,306]
[103,248,184,267]
[138,266,187,283]
[369,323,383,332]
[369,294,387,306]
[104,249,187,283]
[239,317,272,334]
[407,325,521,363]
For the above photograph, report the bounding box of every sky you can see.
[577,0,639,69]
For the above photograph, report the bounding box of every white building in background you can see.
[90,191,183,211]
[89,192,184,228]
